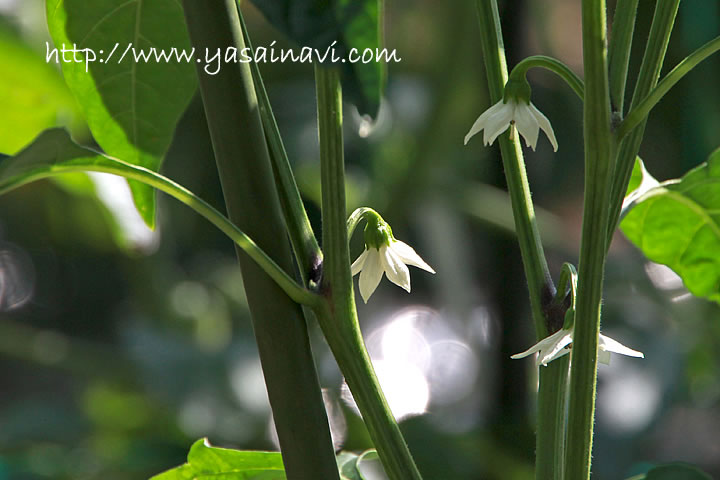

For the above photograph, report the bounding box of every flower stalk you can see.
[313,64,423,480]
[473,3,566,480]
[509,55,585,100]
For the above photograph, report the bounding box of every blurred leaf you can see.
[336,450,384,480]
[0,27,81,154]
[356,450,386,480]
[249,0,384,117]
[150,438,285,480]
[337,451,361,480]
[621,148,720,303]
[626,462,712,480]
[46,0,197,227]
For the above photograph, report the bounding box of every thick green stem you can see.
[608,0,639,113]
[510,55,585,100]
[236,4,322,284]
[565,1,613,478]
[181,2,340,478]
[606,0,681,246]
[314,64,422,480]
[474,3,566,480]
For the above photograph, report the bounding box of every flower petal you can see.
[598,334,644,359]
[513,103,540,151]
[390,240,435,274]
[358,249,383,303]
[483,102,515,146]
[539,347,570,367]
[381,245,411,292]
[511,328,570,360]
[464,100,505,145]
[529,103,558,152]
[537,330,573,366]
[598,349,612,365]
[351,249,369,276]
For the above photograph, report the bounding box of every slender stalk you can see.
[510,55,585,100]
[473,3,566,480]
[617,34,720,140]
[313,64,422,480]
[608,0,639,114]
[181,2,340,478]
[236,4,323,284]
[564,1,613,478]
[606,0,681,246]
[0,145,320,308]
[347,207,380,238]
[473,1,553,340]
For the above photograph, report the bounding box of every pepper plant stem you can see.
[565,1,614,478]
[606,0,681,246]
[235,4,322,284]
[473,3,566,480]
[616,34,720,141]
[313,64,422,480]
[608,0,640,114]
[181,2,340,478]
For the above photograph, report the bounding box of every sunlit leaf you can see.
[626,157,647,196]
[46,0,197,227]
[0,27,81,154]
[150,438,285,480]
[621,148,720,303]
[621,157,659,217]
[249,0,384,117]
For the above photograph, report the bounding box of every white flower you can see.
[351,239,435,303]
[464,99,558,152]
[511,327,644,366]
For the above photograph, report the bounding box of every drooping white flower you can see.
[511,326,644,367]
[351,238,435,304]
[464,98,558,152]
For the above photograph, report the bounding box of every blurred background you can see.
[1,0,719,478]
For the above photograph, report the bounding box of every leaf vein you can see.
[78,0,137,47]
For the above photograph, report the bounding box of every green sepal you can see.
[503,76,532,104]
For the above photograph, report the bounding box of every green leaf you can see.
[0,27,81,154]
[626,462,712,480]
[621,148,720,303]
[625,157,659,198]
[46,0,197,227]
[336,452,361,480]
[335,450,384,480]
[151,439,286,480]
[626,157,645,196]
[249,0,384,117]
